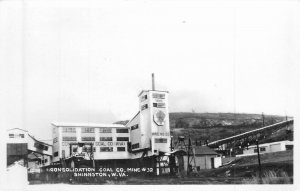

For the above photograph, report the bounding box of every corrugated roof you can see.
[194,146,218,155]
[51,122,126,128]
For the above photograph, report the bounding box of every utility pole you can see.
[262,112,265,127]
[187,137,191,176]
[91,143,95,169]
[256,139,262,184]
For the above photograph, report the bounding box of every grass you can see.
[242,170,292,184]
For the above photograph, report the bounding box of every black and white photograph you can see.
[0,0,299,190]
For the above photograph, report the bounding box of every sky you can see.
[1,0,300,141]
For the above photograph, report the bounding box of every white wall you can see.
[150,91,171,153]
[239,141,292,157]
[6,129,28,144]
[214,157,222,168]
[126,113,141,149]
[27,136,52,156]
[56,126,131,160]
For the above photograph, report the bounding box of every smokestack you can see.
[152,73,155,90]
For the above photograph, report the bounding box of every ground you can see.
[27,150,292,185]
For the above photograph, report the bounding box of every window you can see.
[45,159,48,163]
[152,93,165,99]
[117,137,129,141]
[54,152,58,157]
[254,147,266,153]
[141,104,148,111]
[62,127,76,133]
[99,128,112,133]
[155,138,167,143]
[153,103,166,108]
[82,128,95,133]
[34,143,48,150]
[72,147,78,152]
[140,94,147,102]
[62,136,77,141]
[53,137,58,143]
[100,137,112,141]
[116,129,129,133]
[286,145,293,150]
[260,147,266,152]
[81,137,95,141]
[83,146,96,152]
[8,134,24,138]
[131,143,139,149]
[131,124,139,130]
[100,147,113,152]
[117,147,126,152]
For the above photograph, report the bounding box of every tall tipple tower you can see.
[127,74,171,157]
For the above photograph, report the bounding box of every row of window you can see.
[62,128,128,134]
[62,136,129,142]
[62,127,76,133]
[82,127,94,133]
[81,147,125,152]
[131,124,139,131]
[155,138,168,143]
[141,103,166,111]
[98,147,125,152]
[8,134,25,138]
[131,143,139,149]
[40,159,48,164]
[34,142,49,151]
[53,147,126,157]
[153,103,166,108]
[141,93,165,101]
[152,93,165,99]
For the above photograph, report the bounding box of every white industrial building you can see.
[7,128,53,170]
[46,74,172,175]
[51,122,131,162]
[51,89,170,163]
[236,140,293,157]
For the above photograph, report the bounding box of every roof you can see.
[169,149,187,155]
[51,122,126,128]
[138,90,169,97]
[194,146,218,155]
[28,134,53,146]
[248,140,293,149]
[7,128,28,132]
[125,111,140,126]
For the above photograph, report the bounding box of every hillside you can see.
[169,112,287,142]
[115,112,288,143]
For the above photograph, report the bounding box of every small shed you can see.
[183,146,222,171]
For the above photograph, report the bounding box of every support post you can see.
[256,140,262,184]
